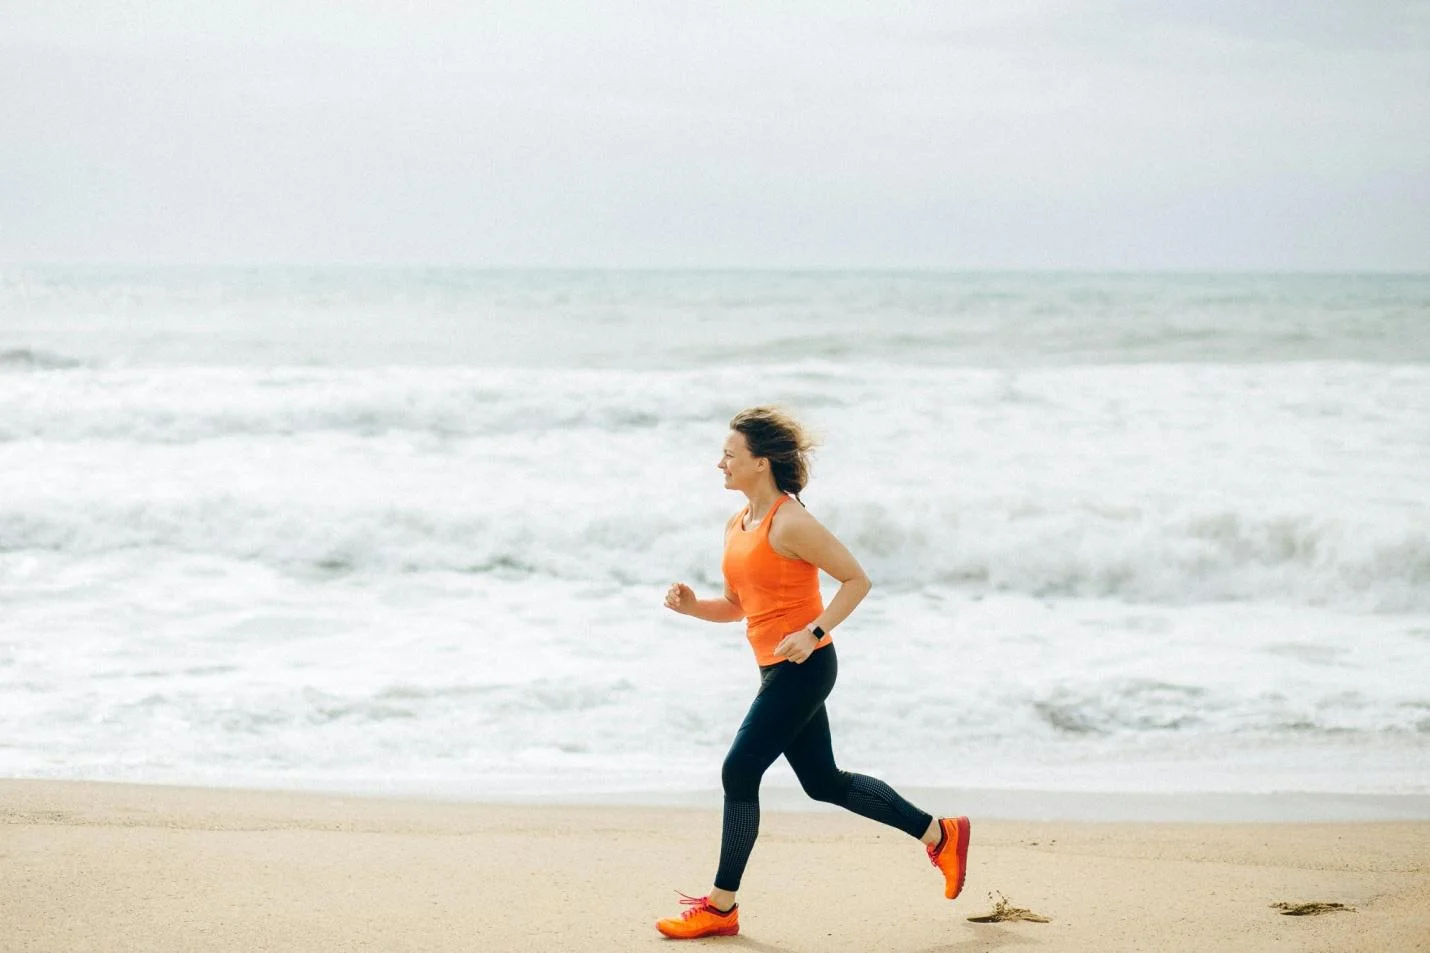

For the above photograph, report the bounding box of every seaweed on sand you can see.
[967,892,1052,923]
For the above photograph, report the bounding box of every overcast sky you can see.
[3,1,1428,269]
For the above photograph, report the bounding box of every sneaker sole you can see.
[657,923,740,939]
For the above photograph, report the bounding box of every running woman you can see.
[656,406,970,939]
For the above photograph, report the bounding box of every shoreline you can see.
[5,778,1428,952]
[9,774,1430,823]
[503,784,1430,823]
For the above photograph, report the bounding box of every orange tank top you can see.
[721,495,827,666]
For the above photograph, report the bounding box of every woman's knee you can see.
[798,769,852,805]
[721,751,764,801]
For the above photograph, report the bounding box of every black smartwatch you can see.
[810,625,825,640]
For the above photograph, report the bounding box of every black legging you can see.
[714,643,934,891]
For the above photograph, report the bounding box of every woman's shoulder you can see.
[769,496,821,533]
[767,497,831,561]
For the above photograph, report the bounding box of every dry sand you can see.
[3,780,1427,952]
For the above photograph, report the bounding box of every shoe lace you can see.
[676,892,713,919]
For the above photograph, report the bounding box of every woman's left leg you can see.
[781,657,972,900]
[783,703,934,839]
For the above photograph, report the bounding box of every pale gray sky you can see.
[3,1,1428,269]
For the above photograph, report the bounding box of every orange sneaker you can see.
[655,893,740,939]
[927,816,971,899]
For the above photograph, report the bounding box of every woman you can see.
[656,406,970,939]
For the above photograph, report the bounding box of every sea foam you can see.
[2,269,1428,801]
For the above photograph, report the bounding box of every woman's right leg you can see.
[713,653,837,896]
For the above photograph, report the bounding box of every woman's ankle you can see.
[708,888,737,913]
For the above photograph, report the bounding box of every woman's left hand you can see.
[773,628,821,664]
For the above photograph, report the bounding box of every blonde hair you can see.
[729,406,818,503]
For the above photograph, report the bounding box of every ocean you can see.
[2,268,1428,811]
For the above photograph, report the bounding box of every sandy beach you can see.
[3,780,1427,952]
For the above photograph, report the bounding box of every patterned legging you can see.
[714,643,933,891]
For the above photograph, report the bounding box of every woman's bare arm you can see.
[769,506,871,658]
[664,581,745,623]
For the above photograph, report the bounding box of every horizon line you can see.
[5,262,1429,278]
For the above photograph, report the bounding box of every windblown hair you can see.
[729,406,818,503]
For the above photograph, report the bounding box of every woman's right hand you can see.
[664,582,696,614]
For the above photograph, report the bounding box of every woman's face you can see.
[718,430,765,491]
